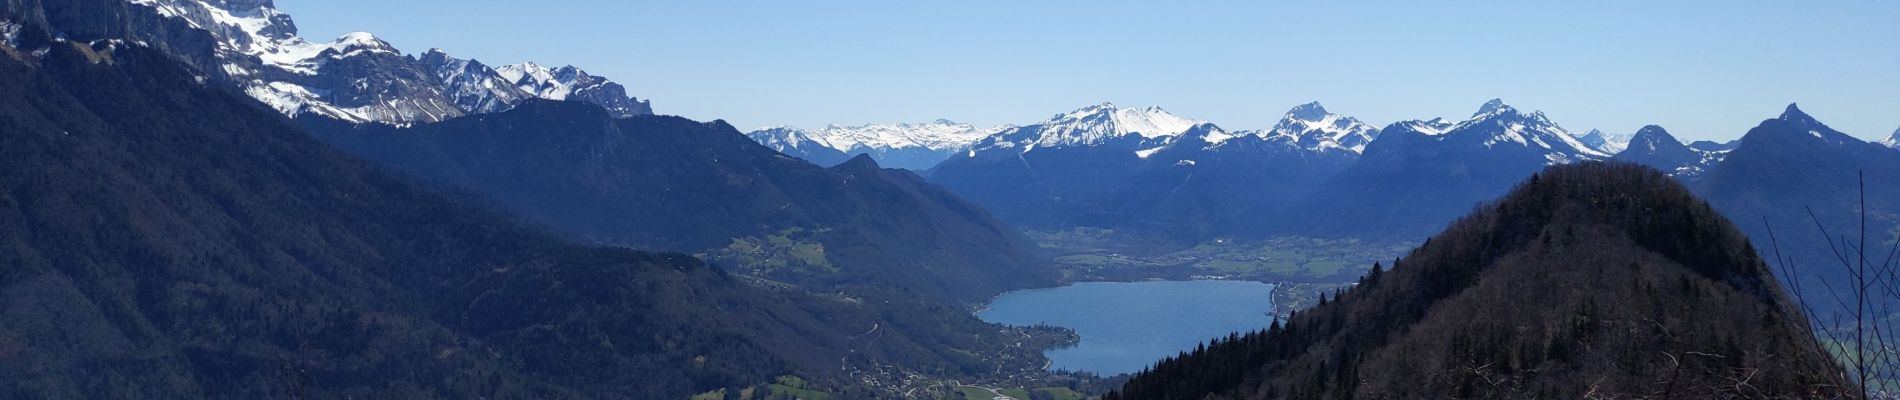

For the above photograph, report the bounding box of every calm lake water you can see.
[977,280,1278,376]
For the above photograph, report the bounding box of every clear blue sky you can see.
[278,1,1898,141]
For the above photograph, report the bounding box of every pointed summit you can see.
[1579,128,1608,145]
[833,153,883,172]
[1781,103,1805,117]
[1287,101,1329,121]
[1767,102,1862,146]
[1619,125,1694,160]
[1778,103,1824,129]
[1633,125,1673,138]
[416,47,460,66]
[1397,98,1607,162]
[1474,98,1511,117]
[1265,102,1379,153]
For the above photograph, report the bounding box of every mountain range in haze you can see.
[747,120,1008,169]
[784,97,1895,256]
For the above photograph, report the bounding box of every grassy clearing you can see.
[1034,386,1086,400]
[953,385,1086,400]
[956,385,1000,399]
[705,227,837,275]
[769,376,831,400]
[1033,229,1412,284]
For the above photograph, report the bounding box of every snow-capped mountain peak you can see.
[330,32,392,52]
[1474,98,1511,118]
[748,126,829,151]
[1286,101,1331,121]
[498,62,567,97]
[1262,101,1380,154]
[1113,106,1203,139]
[493,62,651,117]
[1578,129,1635,154]
[746,120,1008,169]
[1467,101,1605,158]
[1033,103,1204,146]
[496,62,556,90]
[1179,123,1238,145]
[957,103,1205,158]
[1398,118,1458,136]
[116,0,651,124]
[417,49,533,114]
[1386,99,1606,164]
[1882,127,1900,150]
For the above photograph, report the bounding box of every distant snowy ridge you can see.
[926,101,1399,165]
[754,120,1003,152]
[1131,102,1381,162]
[120,0,650,124]
[746,120,1006,169]
[1883,127,1900,150]
[962,103,1205,157]
[1034,103,1204,147]
[1578,129,1635,154]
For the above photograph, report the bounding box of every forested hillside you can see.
[299,102,1051,303]
[0,37,1042,399]
[1109,163,1847,399]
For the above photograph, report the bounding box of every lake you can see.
[977,280,1278,376]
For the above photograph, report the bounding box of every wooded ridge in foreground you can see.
[1109,162,1849,399]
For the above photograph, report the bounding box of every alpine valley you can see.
[4,1,1897,399]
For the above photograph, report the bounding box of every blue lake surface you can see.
[976,280,1278,376]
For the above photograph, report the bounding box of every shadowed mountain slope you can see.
[0,38,1040,399]
[297,102,1049,303]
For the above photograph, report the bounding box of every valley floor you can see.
[1029,229,1413,314]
